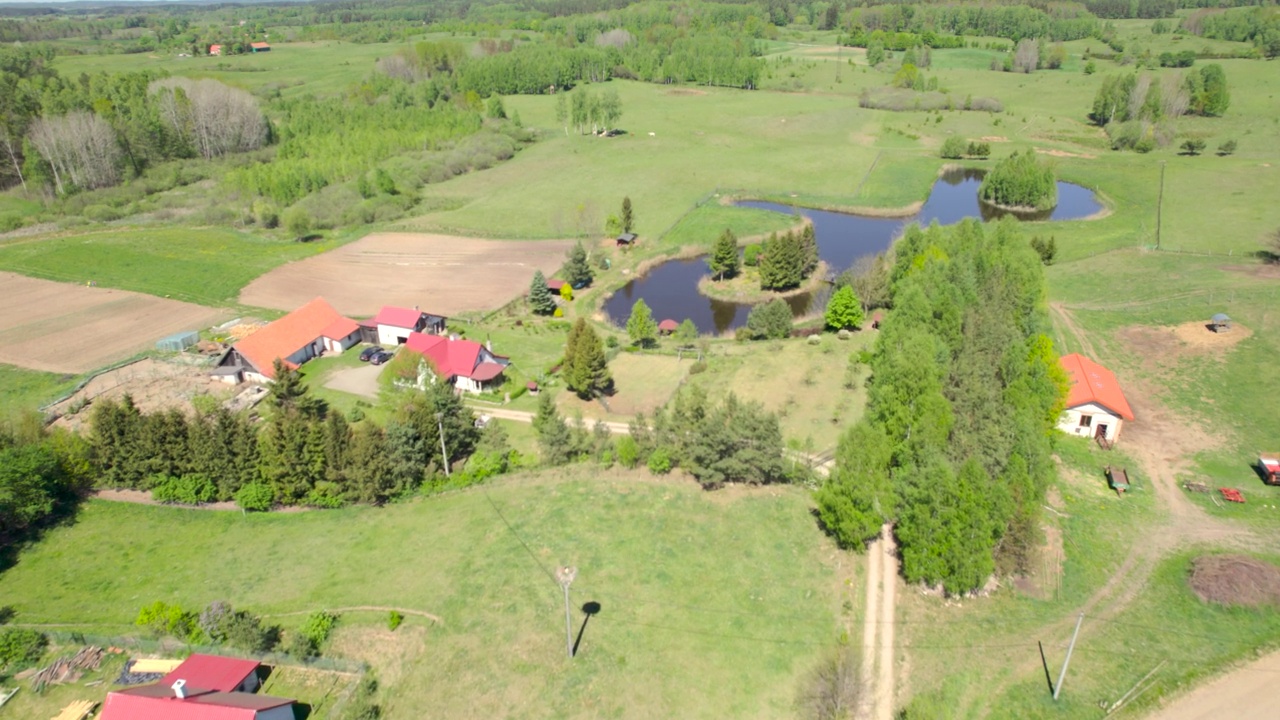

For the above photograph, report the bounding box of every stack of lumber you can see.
[50,700,95,720]
[30,647,104,692]
[127,658,183,674]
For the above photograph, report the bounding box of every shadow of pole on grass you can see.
[572,601,602,658]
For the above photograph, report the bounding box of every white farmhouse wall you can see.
[323,332,358,353]
[378,324,414,346]
[455,376,481,394]
[1057,402,1123,442]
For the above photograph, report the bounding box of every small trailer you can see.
[1260,453,1280,486]
[1106,466,1130,496]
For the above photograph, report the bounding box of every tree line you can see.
[1090,64,1229,151]
[816,219,1067,594]
[0,415,93,554]
[87,360,506,510]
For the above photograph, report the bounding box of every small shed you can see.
[616,232,637,247]
[546,278,567,293]
[156,331,200,353]
[250,42,271,53]
[1210,313,1231,333]
[658,319,678,335]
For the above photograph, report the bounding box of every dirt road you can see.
[860,524,898,720]
[1147,650,1280,720]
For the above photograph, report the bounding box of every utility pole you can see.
[435,412,450,477]
[556,566,577,659]
[1155,161,1166,249]
[1053,613,1085,700]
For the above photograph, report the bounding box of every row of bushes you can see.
[136,601,339,659]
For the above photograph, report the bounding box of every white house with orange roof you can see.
[1057,353,1135,444]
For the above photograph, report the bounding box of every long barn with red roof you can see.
[215,297,359,383]
[1057,353,1134,444]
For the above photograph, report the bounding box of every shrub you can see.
[136,601,202,642]
[83,204,122,222]
[1217,139,1237,156]
[283,632,318,659]
[746,299,793,340]
[300,610,339,649]
[0,214,24,233]
[743,244,762,266]
[647,448,672,474]
[222,611,276,653]
[1181,139,1206,156]
[616,435,640,468]
[235,483,274,512]
[387,611,403,631]
[0,628,47,671]
[151,473,217,505]
[939,136,967,159]
[1030,236,1057,265]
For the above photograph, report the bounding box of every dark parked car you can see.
[370,350,394,366]
[359,346,384,362]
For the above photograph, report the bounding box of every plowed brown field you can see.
[238,232,576,317]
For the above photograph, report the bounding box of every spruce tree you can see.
[673,319,698,347]
[759,231,804,290]
[528,270,556,315]
[564,319,611,398]
[533,393,573,465]
[799,223,819,275]
[620,196,634,234]
[707,228,739,281]
[563,241,593,288]
[626,299,657,348]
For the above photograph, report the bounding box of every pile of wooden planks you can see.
[30,647,104,693]
[50,699,95,720]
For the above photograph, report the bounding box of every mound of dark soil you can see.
[1189,555,1280,607]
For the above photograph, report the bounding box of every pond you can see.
[603,169,1102,334]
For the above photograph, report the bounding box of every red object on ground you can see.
[1220,488,1245,503]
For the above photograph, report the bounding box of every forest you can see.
[815,219,1067,593]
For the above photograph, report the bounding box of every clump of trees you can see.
[149,77,268,160]
[628,388,787,488]
[978,151,1057,211]
[815,220,1068,593]
[1090,66,1229,152]
[939,137,991,160]
[758,225,818,291]
[745,298,794,340]
[88,361,484,509]
[556,86,624,136]
[0,416,93,552]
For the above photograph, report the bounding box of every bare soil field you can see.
[47,357,231,431]
[1149,650,1280,720]
[237,232,576,317]
[0,272,229,374]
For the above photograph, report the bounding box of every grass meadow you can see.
[0,471,841,719]
[0,364,77,422]
[0,227,342,306]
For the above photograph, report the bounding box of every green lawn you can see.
[0,364,78,423]
[0,470,840,719]
[0,227,340,306]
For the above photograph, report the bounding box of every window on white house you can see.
[1078,415,1092,428]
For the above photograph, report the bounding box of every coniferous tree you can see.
[533,393,573,465]
[620,196,634,234]
[799,224,819,275]
[344,424,395,504]
[563,319,612,398]
[758,231,805,290]
[673,319,699,347]
[708,228,740,281]
[626,299,657,347]
[528,270,557,315]
[746,298,793,339]
[563,241,593,288]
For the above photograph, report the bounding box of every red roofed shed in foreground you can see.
[100,683,295,720]
[1057,353,1134,445]
[161,654,262,693]
[214,297,360,383]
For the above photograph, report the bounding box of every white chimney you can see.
[172,679,187,699]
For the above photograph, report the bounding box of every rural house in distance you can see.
[215,297,359,383]
[405,331,510,394]
[1057,353,1134,444]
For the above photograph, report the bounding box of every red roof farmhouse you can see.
[371,305,446,346]
[215,297,359,383]
[1056,353,1134,444]
[405,331,510,394]
[99,654,294,720]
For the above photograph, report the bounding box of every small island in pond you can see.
[978,150,1058,212]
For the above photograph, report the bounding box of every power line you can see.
[482,488,558,584]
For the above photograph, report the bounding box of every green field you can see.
[0,227,342,305]
[0,471,840,718]
[0,364,78,422]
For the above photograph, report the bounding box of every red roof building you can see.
[101,684,294,720]
[1057,353,1134,444]
[215,297,360,383]
[100,655,292,720]
[161,654,261,693]
[657,319,679,334]
[250,42,271,52]
[404,332,509,394]
[209,44,222,56]
[372,305,446,346]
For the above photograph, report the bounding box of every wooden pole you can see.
[1053,613,1085,700]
